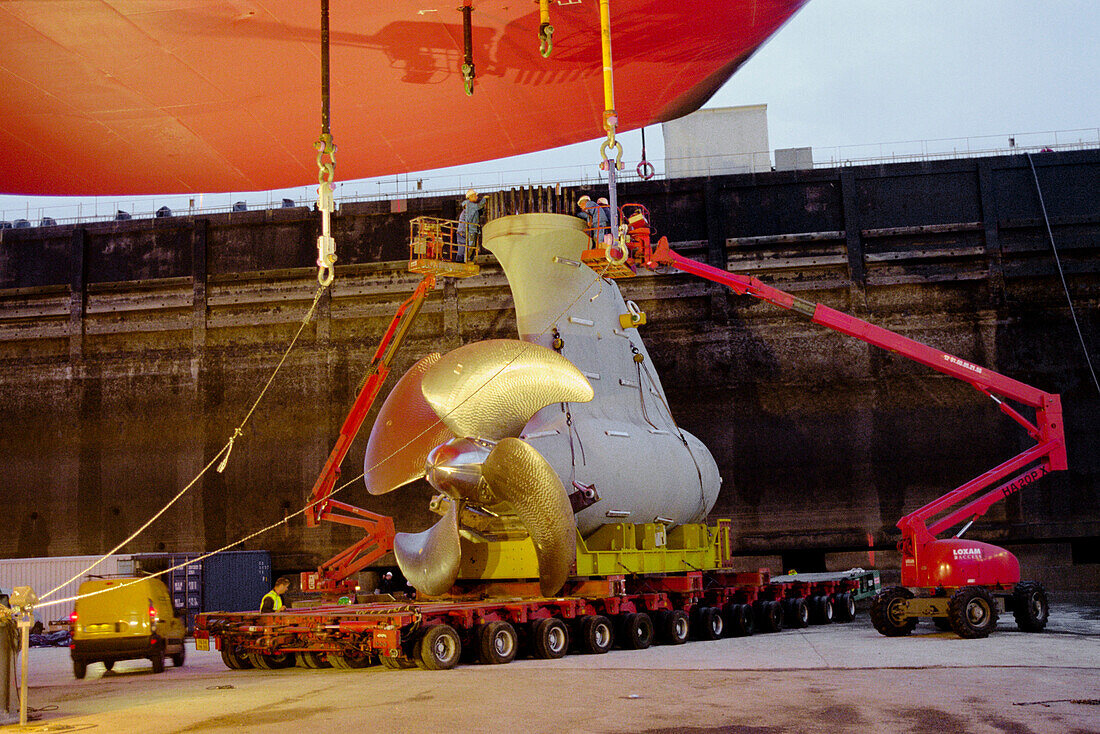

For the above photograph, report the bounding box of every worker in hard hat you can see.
[593,197,612,245]
[455,189,485,262]
[577,194,599,241]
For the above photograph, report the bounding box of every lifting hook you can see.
[538,0,553,57]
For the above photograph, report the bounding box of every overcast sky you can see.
[3,0,1097,220]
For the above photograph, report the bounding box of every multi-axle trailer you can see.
[196,525,880,671]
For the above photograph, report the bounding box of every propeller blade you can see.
[420,339,593,441]
[393,500,462,597]
[364,353,454,495]
[482,437,576,597]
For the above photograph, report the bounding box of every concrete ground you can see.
[4,601,1099,734]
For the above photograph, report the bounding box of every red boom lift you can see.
[301,217,480,595]
[605,207,1066,638]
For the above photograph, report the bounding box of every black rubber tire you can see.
[417,624,462,670]
[809,595,834,625]
[532,618,569,659]
[171,649,185,667]
[692,606,724,640]
[659,609,690,645]
[103,660,115,671]
[1012,581,1049,632]
[249,652,295,670]
[328,653,371,669]
[220,646,253,670]
[754,600,783,633]
[619,612,655,650]
[478,621,518,664]
[948,586,998,639]
[73,659,87,679]
[378,654,417,670]
[151,652,165,674]
[832,592,857,623]
[932,616,953,631]
[870,586,917,637]
[724,603,755,637]
[579,615,613,654]
[784,598,809,629]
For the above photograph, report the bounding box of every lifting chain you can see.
[538,0,554,57]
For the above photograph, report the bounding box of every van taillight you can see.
[69,611,77,624]
[149,604,157,620]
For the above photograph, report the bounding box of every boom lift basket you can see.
[409,216,481,278]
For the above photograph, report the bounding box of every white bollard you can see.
[9,586,37,728]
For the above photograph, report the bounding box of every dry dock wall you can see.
[0,150,1097,587]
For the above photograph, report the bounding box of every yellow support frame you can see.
[457,522,731,582]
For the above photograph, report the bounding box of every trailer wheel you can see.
[249,652,294,670]
[220,646,253,670]
[754,600,783,633]
[171,648,185,667]
[724,603,755,637]
[619,612,655,650]
[296,651,333,668]
[478,621,518,664]
[379,654,417,670]
[784,598,809,629]
[417,624,462,670]
[1011,581,1049,632]
[691,606,724,640]
[329,653,371,669]
[151,652,165,674]
[532,618,569,659]
[809,595,833,625]
[579,615,613,654]
[832,592,857,623]
[948,586,998,639]
[73,659,87,679]
[870,586,917,637]
[659,610,690,645]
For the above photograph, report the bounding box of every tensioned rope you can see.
[38,283,330,603]
[1026,152,1099,396]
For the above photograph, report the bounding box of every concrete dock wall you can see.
[0,150,1096,584]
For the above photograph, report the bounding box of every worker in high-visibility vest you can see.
[259,577,291,613]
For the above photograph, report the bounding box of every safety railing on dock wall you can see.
[2,128,1097,229]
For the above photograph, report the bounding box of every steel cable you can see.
[1026,152,1100,396]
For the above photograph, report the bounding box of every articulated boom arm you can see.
[644,243,1066,552]
[303,274,436,591]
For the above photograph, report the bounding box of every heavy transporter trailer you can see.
[195,522,880,671]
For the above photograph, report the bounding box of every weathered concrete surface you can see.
[11,601,1100,733]
[0,151,1097,586]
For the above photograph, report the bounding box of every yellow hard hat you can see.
[466,189,477,200]
[578,194,591,205]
